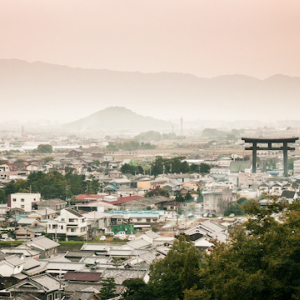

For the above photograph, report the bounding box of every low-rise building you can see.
[46,208,88,241]
[8,193,41,212]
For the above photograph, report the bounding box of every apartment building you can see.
[7,193,41,212]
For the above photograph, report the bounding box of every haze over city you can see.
[1,2,300,299]
[1,0,300,124]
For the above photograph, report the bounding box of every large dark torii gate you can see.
[241,137,299,177]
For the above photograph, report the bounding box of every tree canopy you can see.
[3,171,100,201]
[119,199,300,300]
[37,144,53,153]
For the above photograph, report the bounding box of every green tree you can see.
[93,159,100,167]
[199,163,211,174]
[149,234,204,300]
[185,201,300,300]
[144,187,169,198]
[98,277,116,300]
[180,161,190,173]
[122,278,154,300]
[37,144,53,153]
[0,189,6,203]
[196,189,203,203]
[184,191,193,201]
[44,156,54,163]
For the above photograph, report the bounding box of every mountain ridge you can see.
[1,59,300,123]
[64,106,173,132]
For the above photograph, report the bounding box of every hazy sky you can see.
[1,0,300,79]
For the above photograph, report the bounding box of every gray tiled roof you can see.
[5,255,24,266]
[25,236,60,250]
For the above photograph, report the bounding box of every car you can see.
[0,237,15,241]
[203,213,208,218]
[115,231,127,239]
[229,213,235,218]
[217,216,223,220]
[128,235,136,241]
[100,236,106,241]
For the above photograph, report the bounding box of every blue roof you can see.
[107,210,165,217]
[109,184,119,189]
[11,214,29,222]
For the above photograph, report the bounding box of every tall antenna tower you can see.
[180,116,183,136]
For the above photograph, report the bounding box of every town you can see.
[0,122,300,299]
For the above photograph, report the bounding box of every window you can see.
[61,226,64,229]
[47,294,53,300]
[21,199,24,202]
[21,205,25,209]
[61,218,65,222]
[13,198,16,202]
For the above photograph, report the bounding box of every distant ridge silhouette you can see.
[1,59,300,122]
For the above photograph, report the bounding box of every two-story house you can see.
[46,208,87,241]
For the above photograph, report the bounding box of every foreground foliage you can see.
[123,201,300,300]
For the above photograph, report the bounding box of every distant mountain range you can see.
[64,106,172,131]
[1,59,300,125]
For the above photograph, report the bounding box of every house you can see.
[8,193,41,212]
[17,217,40,227]
[82,211,112,235]
[29,208,58,220]
[37,199,67,211]
[26,164,39,172]
[7,274,64,300]
[110,178,131,188]
[202,188,237,215]
[185,220,228,249]
[24,236,60,258]
[69,291,100,300]
[1,246,40,259]
[0,164,10,181]
[0,255,24,277]
[280,190,300,204]
[15,226,46,240]
[137,230,174,247]
[66,149,83,158]
[92,152,105,159]
[46,208,88,241]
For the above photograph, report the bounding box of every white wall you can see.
[10,193,41,212]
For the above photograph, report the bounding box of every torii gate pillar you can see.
[241,137,299,177]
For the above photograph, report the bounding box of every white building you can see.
[294,160,300,175]
[0,255,24,277]
[46,208,87,241]
[8,193,41,212]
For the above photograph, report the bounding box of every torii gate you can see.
[241,137,299,177]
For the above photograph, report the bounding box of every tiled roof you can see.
[64,272,102,282]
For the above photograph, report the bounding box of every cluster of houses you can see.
[0,216,231,300]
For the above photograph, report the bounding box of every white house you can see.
[8,193,41,212]
[0,255,24,277]
[46,208,87,241]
